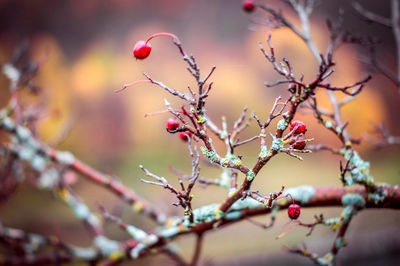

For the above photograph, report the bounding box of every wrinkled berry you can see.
[288,204,301,220]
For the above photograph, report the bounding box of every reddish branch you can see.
[46,148,168,225]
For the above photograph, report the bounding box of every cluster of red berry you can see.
[167,118,192,141]
[287,121,304,219]
[131,29,302,219]
[130,34,192,142]
[288,120,307,150]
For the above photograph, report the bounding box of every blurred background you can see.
[0,0,399,265]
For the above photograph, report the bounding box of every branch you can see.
[190,233,204,266]
[352,2,392,28]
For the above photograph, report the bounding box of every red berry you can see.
[289,136,306,150]
[242,0,255,13]
[133,40,152,59]
[289,120,307,135]
[167,118,180,131]
[179,131,192,141]
[288,204,301,220]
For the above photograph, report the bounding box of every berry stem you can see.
[115,80,151,93]
[276,221,298,239]
[286,193,295,204]
[144,109,184,117]
[145,32,180,44]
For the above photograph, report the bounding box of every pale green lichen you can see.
[200,147,220,163]
[72,246,97,261]
[229,154,242,166]
[324,217,341,231]
[317,252,334,266]
[31,155,47,172]
[342,151,389,205]
[38,168,59,189]
[335,237,347,249]
[277,119,288,130]
[270,137,283,151]
[87,214,101,228]
[225,211,242,220]
[343,150,372,186]
[18,146,35,161]
[126,225,148,242]
[94,235,120,257]
[27,138,40,151]
[325,121,333,128]
[343,176,355,186]
[74,203,90,219]
[220,158,229,167]
[246,170,255,182]
[220,169,230,188]
[231,197,264,210]
[2,117,15,130]
[341,193,365,209]
[56,151,75,165]
[368,189,388,204]
[189,204,223,224]
[23,234,44,253]
[219,132,228,139]
[3,63,21,82]
[228,188,237,197]
[159,226,181,239]
[340,205,356,223]
[16,126,31,141]
[258,145,268,159]
[282,111,289,119]
[214,208,223,220]
[285,185,316,204]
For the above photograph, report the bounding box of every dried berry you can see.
[288,204,301,220]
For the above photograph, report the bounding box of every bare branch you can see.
[353,2,392,28]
